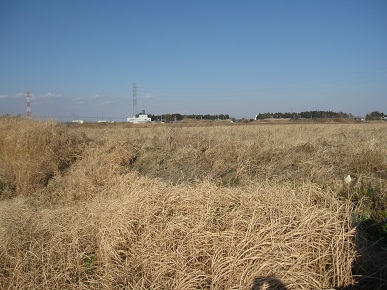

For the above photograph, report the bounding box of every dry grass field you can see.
[0,117,386,289]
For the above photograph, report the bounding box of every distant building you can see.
[72,120,84,124]
[127,111,151,123]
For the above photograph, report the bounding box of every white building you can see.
[127,112,151,123]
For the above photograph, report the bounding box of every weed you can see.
[82,254,97,273]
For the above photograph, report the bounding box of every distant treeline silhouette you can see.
[256,110,353,119]
[148,113,231,122]
[140,110,385,122]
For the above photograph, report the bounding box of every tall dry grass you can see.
[1,173,355,289]
[61,122,387,186]
[0,117,84,196]
[0,118,386,289]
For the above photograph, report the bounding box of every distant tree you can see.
[366,111,384,120]
[217,114,230,120]
[255,113,272,119]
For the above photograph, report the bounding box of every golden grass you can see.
[0,174,355,289]
[0,117,386,289]
[0,117,84,196]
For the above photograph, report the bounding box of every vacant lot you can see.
[0,117,386,289]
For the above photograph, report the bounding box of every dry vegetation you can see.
[0,117,386,289]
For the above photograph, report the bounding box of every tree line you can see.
[255,110,353,120]
[141,110,385,122]
[147,113,231,122]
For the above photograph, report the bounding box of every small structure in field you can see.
[127,110,151,123]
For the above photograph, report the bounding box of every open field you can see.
[0,117,386,289]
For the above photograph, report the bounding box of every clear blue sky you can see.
[1,0,386,121]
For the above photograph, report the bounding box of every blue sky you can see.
[1,0,386,121]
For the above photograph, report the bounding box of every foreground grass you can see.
[0,117,386,289]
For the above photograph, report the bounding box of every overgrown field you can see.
[0,117,386,289]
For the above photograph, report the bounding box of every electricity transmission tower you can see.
[132,83,137,117]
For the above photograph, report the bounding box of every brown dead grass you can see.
[0,117,84,196]
[0,117,386,289]
[0,174,355,289]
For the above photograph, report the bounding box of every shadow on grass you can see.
[251,275,288,290]
[249,222,387,290]
[340,219,387,290]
